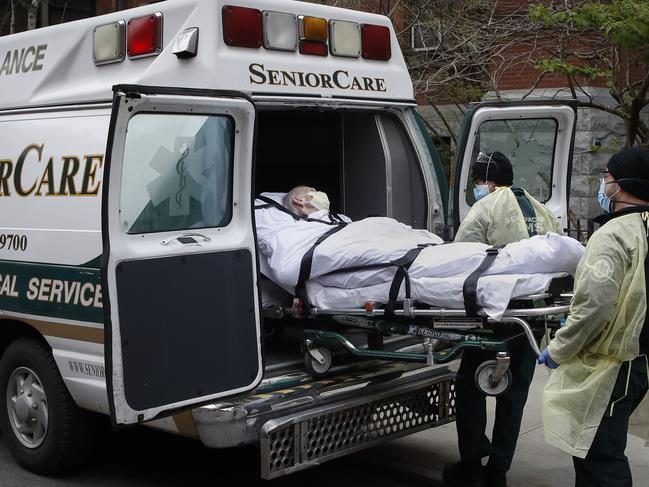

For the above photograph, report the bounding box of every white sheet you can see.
[255,193,584,319]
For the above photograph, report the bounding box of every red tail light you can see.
[222,5,263,48]
[127,13,163,58]
[361,24,391,61]
[299,40,328,56]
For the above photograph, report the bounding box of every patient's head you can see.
[284,186,330,216]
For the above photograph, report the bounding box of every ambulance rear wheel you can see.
[305,347,332,376]
[0,337,102,474]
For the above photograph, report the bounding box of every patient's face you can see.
[291,186,319,216]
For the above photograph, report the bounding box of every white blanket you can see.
[255,193,584,319]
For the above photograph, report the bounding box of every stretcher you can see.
[255,195,580,396]
[262,275,573,397]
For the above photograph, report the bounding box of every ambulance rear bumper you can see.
[192,362,455,478]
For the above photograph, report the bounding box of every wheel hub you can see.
[13,395,30,422]
[6,367,49,449]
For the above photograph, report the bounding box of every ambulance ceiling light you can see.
[263,11,297,51]
[127,13,163,59]
[222,5,263,48]
[329,20,361,58]
[93,20,126,65]
[361,24,391,61]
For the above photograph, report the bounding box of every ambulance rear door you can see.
[101,85,262,425]
[452,100,578,232]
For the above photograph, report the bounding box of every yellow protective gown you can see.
[455,187,563,245]
[544,211,649,458]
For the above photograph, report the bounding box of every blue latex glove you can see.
[537,348,559,369]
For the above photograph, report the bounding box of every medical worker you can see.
[455,151,563,244]
[538,147,649,487]
[444,152,563,487]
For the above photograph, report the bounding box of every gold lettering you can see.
[0,160,13,196]
[34,157,56,196]
[14,144,41,196]
[80,155,103,195]
[58,156,80,195]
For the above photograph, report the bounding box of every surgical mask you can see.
[307,191,330,211]
[598,178,620,213]
[473,184,490,201]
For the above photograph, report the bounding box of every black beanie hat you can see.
[471,151,514,186]
[607,147,649,201]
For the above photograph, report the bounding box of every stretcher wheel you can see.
[304,347,332,376]
[474,360,512,397]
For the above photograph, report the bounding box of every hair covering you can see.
[471,151,514,186]
[607,147,649,201]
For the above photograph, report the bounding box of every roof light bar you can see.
[93,20,126,65]
[263,11,298,52]
[222,5,263,48]
[127,13,163,59]
[361,24,391,61]
[329,20,361,58]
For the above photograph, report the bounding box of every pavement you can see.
[360,364,649,487]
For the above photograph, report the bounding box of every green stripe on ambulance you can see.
[0,260,103,323]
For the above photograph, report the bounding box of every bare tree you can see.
[8,0,41,33]
[309,0,542,145]
[528,1,649,147]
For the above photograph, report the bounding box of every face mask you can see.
[306,191,330,211]
[598,178,621,213]
[473,184,490,201]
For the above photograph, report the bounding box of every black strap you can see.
[296,225,348,298]
[385,246,427,314]
[256,195,304,221]
[256,195,344,226]
[462,246,503,317]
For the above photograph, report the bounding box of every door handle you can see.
[160,233,212,246]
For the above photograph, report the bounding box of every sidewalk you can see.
[362,364,649,486]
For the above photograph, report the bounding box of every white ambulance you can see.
[0,0,577,479]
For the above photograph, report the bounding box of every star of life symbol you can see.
[145,138,207,216]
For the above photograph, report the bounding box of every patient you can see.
[255,186,584,318]
[284,185,328,216]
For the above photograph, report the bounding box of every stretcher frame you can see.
[266,291,572,396]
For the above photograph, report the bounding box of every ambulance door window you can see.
[120,113,234,234]
[465,118,558,205]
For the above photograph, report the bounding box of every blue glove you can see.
[537,348,559,369]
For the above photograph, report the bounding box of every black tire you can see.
[0,337,102,475]
[304,347,332,376]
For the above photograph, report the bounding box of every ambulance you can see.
[0,0,577,479]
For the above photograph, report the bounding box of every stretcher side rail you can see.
[295,304,570,319]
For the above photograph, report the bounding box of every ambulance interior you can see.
[254,108,428,228]
[254,108,430,374]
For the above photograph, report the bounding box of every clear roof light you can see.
[263,11,297,52]
[93,21,126,65]
[329,20,361,58]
